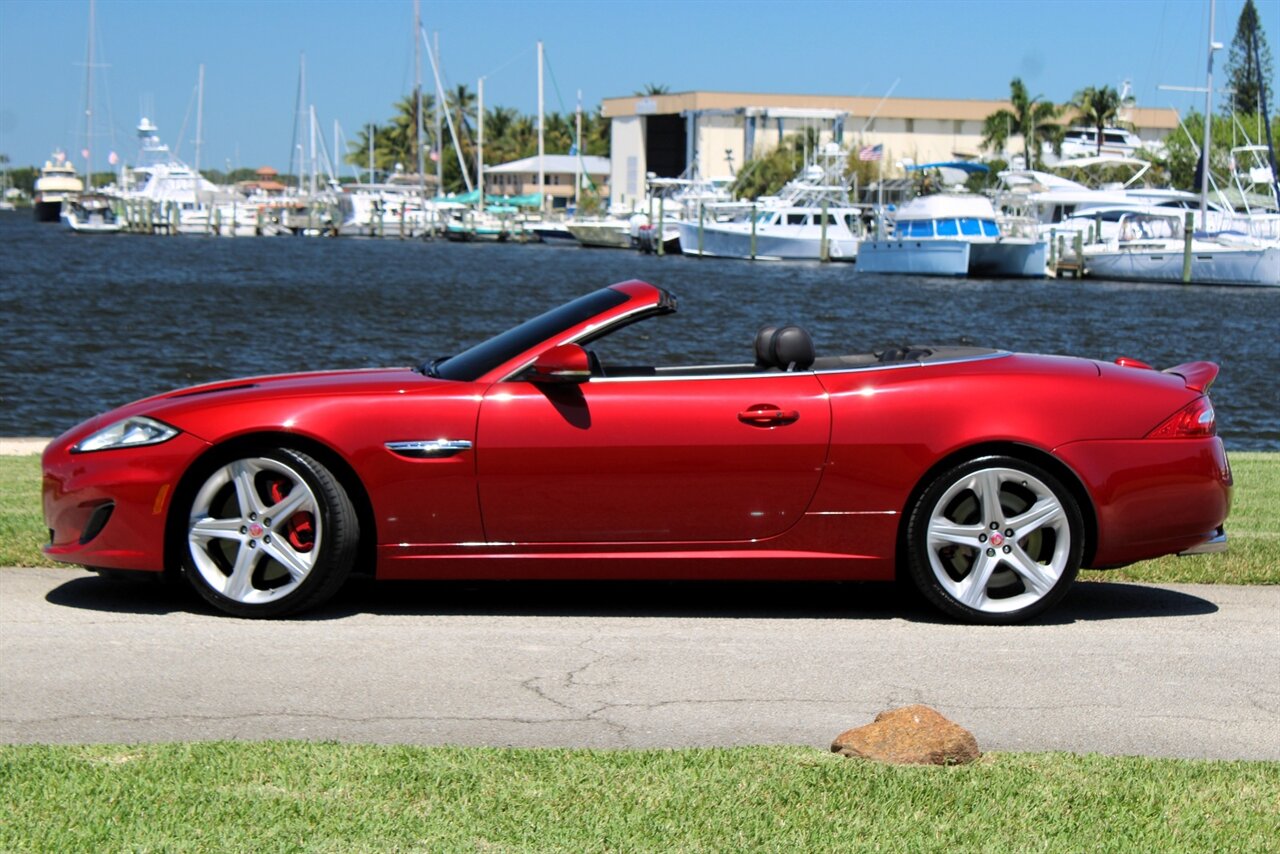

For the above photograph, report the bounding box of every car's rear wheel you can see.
[906,456,1082,624]
[180,448,358,617]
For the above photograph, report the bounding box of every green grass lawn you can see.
[1,743,1276,853]
[0,456,46,567]
[4,451,1276,583]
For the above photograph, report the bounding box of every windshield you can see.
[428,288,629,381]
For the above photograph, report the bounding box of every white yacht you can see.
[857,190,1045,277]
[566,217,636,249]
[1000,158,1227,243]
[33,153,84,222]
[1044,126,1150,165]
[676,144,862,261]
[115,118,221,233]
[1083,212,1279,286]
[63,194,122,233]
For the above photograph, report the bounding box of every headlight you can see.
[72,416,180,453]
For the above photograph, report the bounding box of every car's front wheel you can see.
[906,456,1083,624]
[179,448,358,617]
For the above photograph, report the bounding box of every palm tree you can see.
[1070,86,1124,156]
[634,83,670,96]
[981,78,1063,170]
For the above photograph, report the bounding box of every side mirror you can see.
[530,343,591,384]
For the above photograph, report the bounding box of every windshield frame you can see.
[426,288,631,382]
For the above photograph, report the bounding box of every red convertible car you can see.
[42,280,1231,623]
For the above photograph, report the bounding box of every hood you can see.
[52,367,456,449]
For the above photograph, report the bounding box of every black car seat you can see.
[770,325,815,371]
[754,324,780,368]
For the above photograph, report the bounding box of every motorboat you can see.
[33,153,83,222]
[566,218,634,249]
[1083,212,1278,286]
[858,183,1045,277]
[676,145,861,261]
[62,193,122,233]
[1044,126,1151,165]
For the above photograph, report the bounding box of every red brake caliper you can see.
[268,479,315,552]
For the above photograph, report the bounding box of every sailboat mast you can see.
[477,76,485,210]
[434,32,443,196]
[1199,0,1218,229]
[414,0,425,199]
[309,105,317,197]
[575,89,582,208]
[194,63,204,176]
[537,41,545,213]
[84,0,94,188]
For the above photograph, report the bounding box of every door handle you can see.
[738,404,800,426]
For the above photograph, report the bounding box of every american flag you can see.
[858,144,883,161]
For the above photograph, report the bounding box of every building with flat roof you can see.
[484,154,610,209]
[601,91,1179,210]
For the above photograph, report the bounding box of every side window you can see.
[936,219,959,236]
[786,212,806,225]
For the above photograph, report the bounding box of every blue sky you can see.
[2,0,1277,173]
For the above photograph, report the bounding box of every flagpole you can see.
[877,153,883,239]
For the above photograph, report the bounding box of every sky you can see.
[2,0,1278,175]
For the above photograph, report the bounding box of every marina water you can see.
[1,210,1276,450]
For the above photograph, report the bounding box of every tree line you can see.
[343,83,609,193]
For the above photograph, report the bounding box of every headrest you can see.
[770,325,815,371]
[754,325,780,367]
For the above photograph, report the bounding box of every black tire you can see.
[178,448,358,618]
[905,455,1083,625]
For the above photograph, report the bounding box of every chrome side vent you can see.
[385,440,473,459]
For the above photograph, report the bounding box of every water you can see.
[2,210,1277,449]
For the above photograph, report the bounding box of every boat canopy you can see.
[450,189,543,208]
[905,162,990,174]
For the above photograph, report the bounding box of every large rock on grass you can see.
[831,704,980,765]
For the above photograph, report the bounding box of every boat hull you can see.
[566,222,632,249]
[675,221,857,261]
[857,239,1046,277]
[530,226,579,245]
[33,200,64,222]
[1085,245,1280,287]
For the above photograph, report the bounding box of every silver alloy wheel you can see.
[187,456,322,605]
[924,466,1071,615]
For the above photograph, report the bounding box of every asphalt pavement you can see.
[2,567,1277,759]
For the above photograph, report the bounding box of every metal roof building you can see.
[484,154,610,208]
[601,91,1180,211]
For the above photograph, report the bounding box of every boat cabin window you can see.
[902,220,933,238]
[844,213,860,230]
[981,220,1000,236]
[1104,133,1127,144]
[786,212,807,225]
[936,219,959,236]
[812,213,837,227]
[959,218,982,236]
[755,210,778,225]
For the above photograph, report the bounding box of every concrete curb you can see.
[0,438,50,456]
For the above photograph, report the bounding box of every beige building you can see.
[483,154,611,209]
[601,91,1179,210]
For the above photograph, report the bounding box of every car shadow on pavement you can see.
[45,574,1220,624]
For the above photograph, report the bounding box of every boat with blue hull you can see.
[857,191,1045,277]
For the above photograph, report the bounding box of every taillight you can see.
[1147,396,1216,438]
